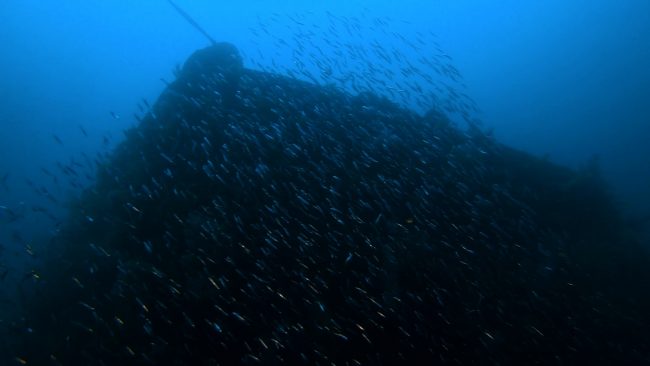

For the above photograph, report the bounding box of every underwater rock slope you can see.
[14,43,650,365]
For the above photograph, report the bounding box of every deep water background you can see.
[0,0,648,312]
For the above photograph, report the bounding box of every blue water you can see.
[2,0,648,220]
[0,0,649,362]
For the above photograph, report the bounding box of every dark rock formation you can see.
[9,43,650,365]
